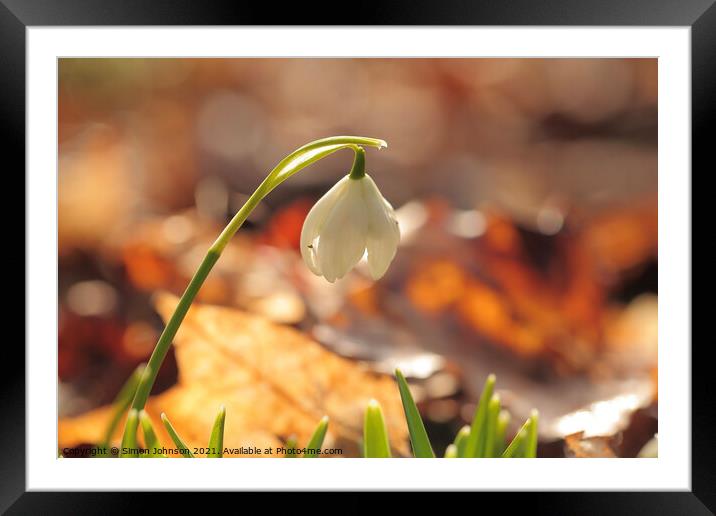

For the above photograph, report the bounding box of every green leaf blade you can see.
[454,425,471,458]
[525,410,539,458]
[119,409,139,458]
[363,400,391,458]
[161,413,194,458]
[444,444,458,458]
[304,416,330,458]
[284,435,299,458]
[464,374,496,458]
[395,369,435,458]
[483,394,501,458]
[207,405,226,458]
[138,410,165,457]
[494,410,511,457]
[101,363,145,449]
[502,417,531,458]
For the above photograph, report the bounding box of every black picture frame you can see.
[4,0,709,512]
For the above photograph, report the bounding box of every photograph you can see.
[7,5,706,508]
[56,57,659,461]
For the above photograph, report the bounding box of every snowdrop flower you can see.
[301,148,400,283]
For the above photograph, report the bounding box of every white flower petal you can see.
[361,174,400,280]
[300,176,350,275]
[366,233,399,279]
[361,175,399,229]
[315,179,368,282]
[300,171,399,282]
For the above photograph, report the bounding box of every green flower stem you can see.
[119,136,386,447]
[210,179,271,255]
[348,146,366,180]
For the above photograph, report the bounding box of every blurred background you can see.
[58,58,658,457]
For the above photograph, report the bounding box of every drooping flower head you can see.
[300,148,399,283]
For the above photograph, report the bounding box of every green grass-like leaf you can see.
[483,394,501,458]
[304,416,330,458]
[284,435,299,458]
[525,410,539,458]
[118,365,539,460]
[207,405,226,458]
[139,410,165,457]
[119,409,139,457]
[161,413,194,458]
[494,410,511,457]
[101,363,145,449]
[395,368,435,458]
[453,425,471,458]
[464,374,496,458]
[363,399,391,458]
[444,444,458,458]
[502,417,531,458]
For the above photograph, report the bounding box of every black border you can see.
[5,0,710,512]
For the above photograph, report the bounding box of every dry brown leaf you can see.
[59,293,409,457]
[564,432,617,458]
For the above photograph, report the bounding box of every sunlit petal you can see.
[300,176,350,275]
[300,171,399,283]
[361,175,400,279]
[315,179,368,282]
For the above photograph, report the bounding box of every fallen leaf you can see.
[564,431,617,458]
[59,293,409,457]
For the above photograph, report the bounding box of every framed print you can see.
[5,0,711,512]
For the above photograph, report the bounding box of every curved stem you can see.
[211,177,271,255]
[128,250,220,411]
[348,146,366,180]
[120,137,384,445]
